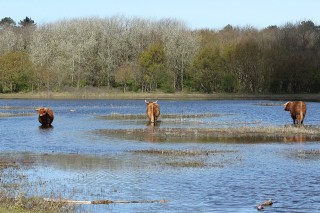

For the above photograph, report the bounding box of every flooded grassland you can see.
[0,99,320,212]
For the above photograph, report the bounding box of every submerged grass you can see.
[0,112,34,118]
[130,149,238,168]
[95,125,320,143]
[0,157,74,213]
[289,149,320,160]
[131,149,235,156]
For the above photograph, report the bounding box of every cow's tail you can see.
[151,104,154,123]
[300,102,304,124]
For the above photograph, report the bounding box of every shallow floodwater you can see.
[1,99,320,212]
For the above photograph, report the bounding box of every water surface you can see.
[1,99,320,212]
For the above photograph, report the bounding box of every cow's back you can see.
[153,103,160,117]
[38,109,54,126]
[293,101,306,114]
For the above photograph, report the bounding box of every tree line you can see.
[0,16,319,94]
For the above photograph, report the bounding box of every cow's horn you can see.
[154,100,158,103]
[145,100,148,103]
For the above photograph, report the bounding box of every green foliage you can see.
[0,17,16,28]
[0,51,34,92]
[18,17,36,27]
[0,17,320,94]
[139,43,166,92]
[189,47,227,93]
[115,62,136,92]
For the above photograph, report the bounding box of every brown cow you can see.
[284,101,306,125]
[35,107,54,127]
[145,100,160,123]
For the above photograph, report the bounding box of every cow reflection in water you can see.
[283,134,307,142]
[145,123,164,142]
[147,121,160,127]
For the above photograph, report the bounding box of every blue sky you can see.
[1,0,320,29]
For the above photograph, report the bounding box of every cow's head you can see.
[35,108,49,116]
[283,102,292,111]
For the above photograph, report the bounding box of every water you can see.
[1,99,320,212]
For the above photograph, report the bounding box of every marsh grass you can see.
[0,157,73,213]
[254,102,283,106]
[289,149,320,160]
[0,106,34,110]
[165,161,207,168]
[0,105,34,118]
[95,125,320,143]
[131,149,235,156]
[130,149,238,168]
[0,112,34,118]
[97,113,220,120]
[130,149,237,168]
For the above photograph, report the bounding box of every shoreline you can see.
[1,92,320,101]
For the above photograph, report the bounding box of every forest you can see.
[0,16,320,94]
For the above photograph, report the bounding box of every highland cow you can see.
[145,100,160,123]
[284,101,306,125]
[35,107,54,127]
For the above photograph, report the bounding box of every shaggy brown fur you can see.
[284,101,306,125]
[145,100,160,123]
[35,107,54,127]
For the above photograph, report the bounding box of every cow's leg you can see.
[296,115,302,125]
